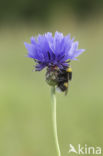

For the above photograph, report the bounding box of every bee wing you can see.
[65,87,68,95]
[56,87,62,93]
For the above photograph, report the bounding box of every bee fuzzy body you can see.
[57,67,72,94]
[46,65,72,95]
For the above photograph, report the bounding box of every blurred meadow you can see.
[0,0,103,156]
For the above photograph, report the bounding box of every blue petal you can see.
[73,49,85,58]
[24,42,44,61]
[30,36,37,45]
[69,41,79,57]
[53,31,64,55]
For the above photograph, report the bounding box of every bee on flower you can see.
[24,31,85,94]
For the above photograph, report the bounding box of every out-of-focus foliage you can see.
[0,0,103,21]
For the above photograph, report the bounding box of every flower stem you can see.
[51,86,61,156]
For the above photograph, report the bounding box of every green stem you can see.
[51,86,61,156]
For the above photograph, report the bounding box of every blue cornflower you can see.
[25,31,85,92]
[24,31,85,71]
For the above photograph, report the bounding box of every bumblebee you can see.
[46,65,72,95]
[57,67,72,94]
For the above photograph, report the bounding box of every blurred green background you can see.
[0,0,103,156]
